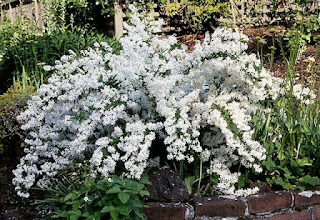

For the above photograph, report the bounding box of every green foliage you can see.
[285,15,320,47]
[36,171,151,220]
[43,0,115,32]
[253,32,320,190]
[0,82,35,152]
[0,18,118,93]
[160,0,230,32]
[0,19,40,93]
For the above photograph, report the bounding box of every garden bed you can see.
[1,2,320,219]
[1,25,320,219]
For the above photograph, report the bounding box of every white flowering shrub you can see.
[13,14,284,198]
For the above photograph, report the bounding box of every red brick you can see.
[247,192,292,214]
[269,209,312,220]
[143,202,187,220]
[295,191,320,208]
[313,207,320,219]
[194,197,246,217]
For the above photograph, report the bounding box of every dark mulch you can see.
[244,26,320,86]
[0,166,40,220]
[0,149,46,220]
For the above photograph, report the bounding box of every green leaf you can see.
[70,215,79,220]
[117,206,130,216]
[140,174,151,185]
[110,210,119,220]
[297,158,313,167]
[69,210,81,220]
[101,205,115,213]
[184,176,195,195]
[118,192,130,204]
[125,181,144,191]
[131,200,145,208]
[64,193,73,202]
[274,177,295,190]
[106,186,121,194]
[299,175,320,186]
[81,212,90,218]
[238,173,249,188]
[139,190,150,197]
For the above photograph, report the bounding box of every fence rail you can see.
[232,0,320,25]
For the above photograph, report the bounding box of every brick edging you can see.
[143,190,320,219]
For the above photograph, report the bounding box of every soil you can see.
[0,155,45,220]
[1,26,319,219]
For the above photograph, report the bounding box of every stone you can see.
[269,209,312,220]
[294,191,320,208]
[193,197,246,217]
[247,191,292,214]
[143,202,188,220]
[147,169,189,202]
[313,207,320,219]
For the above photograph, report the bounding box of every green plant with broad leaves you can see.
[285,15,320,47]
[253,30,320,191]
[36,168,151,220]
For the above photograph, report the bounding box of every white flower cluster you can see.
[13,14,283,198]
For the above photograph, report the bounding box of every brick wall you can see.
[143,190,320,219]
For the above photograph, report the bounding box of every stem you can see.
[270,36,275,70]
[197,156,203,194]
[260,44,263,71]
[179,160,184,178]
[230,0,238,32]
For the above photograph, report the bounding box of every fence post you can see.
[34,0,44,29]
[114,0,124,38]
[34,0,39,26]
[0,1,3,21]
[8,2,14,22]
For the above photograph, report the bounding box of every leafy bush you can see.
[13,11,285,198]
[37,170,150,220]
[284,15,320,47]
[43,0,116,32]
[0,19,41,93]
[0,82,34,154]
[159,0,230,32]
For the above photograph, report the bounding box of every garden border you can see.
[143,189,320,219]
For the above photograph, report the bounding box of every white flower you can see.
[13,8,286,197]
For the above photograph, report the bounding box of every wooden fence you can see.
[233,0,320,25]
[115,0,320,36]
[1,0,320,37]
[0,0,45,29]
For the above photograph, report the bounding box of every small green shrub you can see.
[37,169,150,220]
[44,0,115,32]
[0,19,41,93]
[159,0,230,32]
[284,15,320,47]
[0,82,34,153]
